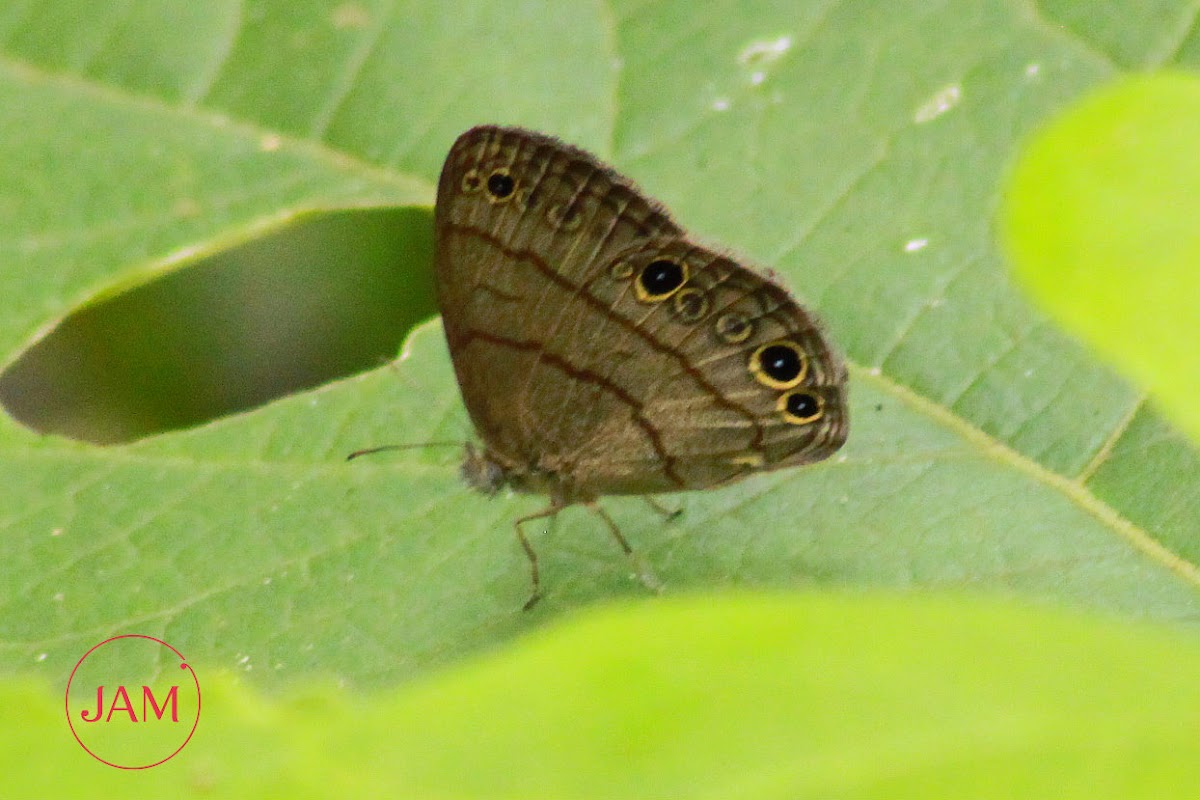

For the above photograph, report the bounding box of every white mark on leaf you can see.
[914,84,962,124]
[737,35,793,67]
[737,35,792,86]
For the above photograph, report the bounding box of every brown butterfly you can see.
[418,125,847,608]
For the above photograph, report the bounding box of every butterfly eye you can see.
[779,391,823,424]
[749,341,807,389]
[636,259,688,301]
[486,170,516,200]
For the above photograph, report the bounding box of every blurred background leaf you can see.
[5,594,1200,798]
[1003,72,1200,443]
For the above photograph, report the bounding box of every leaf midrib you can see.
[860,365,1200,589]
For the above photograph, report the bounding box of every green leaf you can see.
[1,0,1199,696]
[5,594,1200,798]
[1003,72,1200,443]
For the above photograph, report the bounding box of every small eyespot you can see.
[671,287,710,322]
[636,259,688,302]
[715,312,754,344]
[461,169,483,192]
[608,260,634,280]
[547,203,582,231]
[779,391,823,424]
[486,170,515,199]
[749,341,808,390]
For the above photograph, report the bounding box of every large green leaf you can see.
[1,0,1199,695]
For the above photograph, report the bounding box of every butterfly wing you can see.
[435,126,679,464]
[434,125,846,498]
[538,238,847,494]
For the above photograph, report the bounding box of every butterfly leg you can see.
[586,502,664,595]
[514,503,563,611]
[643,496,682,521]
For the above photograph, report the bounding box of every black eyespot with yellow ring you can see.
[778,390,823,424]
[749,341,808,390]
[486,169,516,201]
[635,259,689,302]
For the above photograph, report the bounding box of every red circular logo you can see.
[64,635,200,769]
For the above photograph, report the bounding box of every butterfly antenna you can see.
[345,442,462,461]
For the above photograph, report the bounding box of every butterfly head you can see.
[461,442,509,496]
